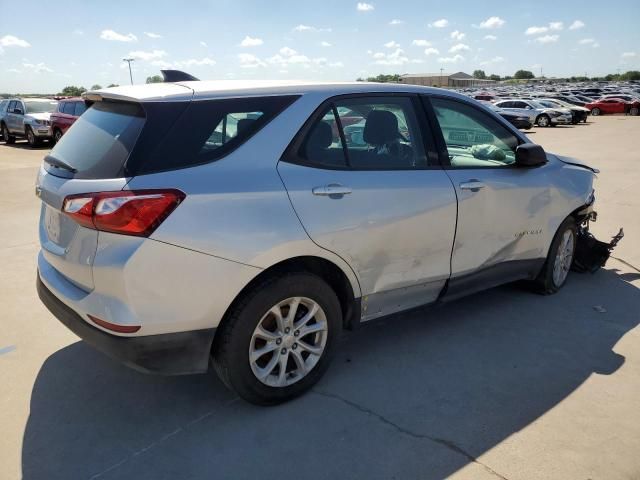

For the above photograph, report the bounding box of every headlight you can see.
[33,119,50,126]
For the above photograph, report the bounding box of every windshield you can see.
[25,101,58,114]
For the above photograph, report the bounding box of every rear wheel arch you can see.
[216,256,360,338]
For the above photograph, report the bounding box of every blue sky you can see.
[1,0,639,93]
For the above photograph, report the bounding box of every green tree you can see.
[59,85,87,96]
[107,83,120,88]
[364,74,402,83]
[90,84,103,90]
[488,74,501,81]
[621,70,640,81]
[146,75,163,84]
[514,70,535,80]
[472,69,486,79]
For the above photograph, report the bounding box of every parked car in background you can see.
[50,98,87,143]
[493,99,572,127]
[586,98,640,116]
[0,99,9,141]
[539,98,590,124]
[37,80,600,405]
[599,94,640,103]
[485,103,533,130]
[1,98,58,147]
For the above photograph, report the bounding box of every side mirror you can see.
[516,143,547,167]
[13,108,23,114]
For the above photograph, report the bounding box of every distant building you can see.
[398,71,496,88]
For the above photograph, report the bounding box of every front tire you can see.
[26,126,41,147]
[212,272,342,405]
[534,217,577,294]
[53,129,63,144]
[630,106,639,116]
[591,108,601,116]
[536,114,551,127]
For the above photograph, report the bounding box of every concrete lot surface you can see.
[1,116,639,480]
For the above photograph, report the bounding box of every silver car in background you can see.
[36,80,599,404]
[494,99,573,127]
[1,98,58,146]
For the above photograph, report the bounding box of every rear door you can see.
[278,95,457,320]
[426,95,551,297]
[36,101,145,290]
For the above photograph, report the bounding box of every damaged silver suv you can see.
[36,78,619,405]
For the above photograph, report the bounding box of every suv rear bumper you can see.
[37,273,215,375]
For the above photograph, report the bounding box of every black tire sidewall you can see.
[213,273,342,405]
[538,217,577,293]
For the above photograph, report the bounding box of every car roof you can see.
[85,80,464,103]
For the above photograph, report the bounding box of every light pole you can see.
[440,67,444,87]
[122,58,135,85]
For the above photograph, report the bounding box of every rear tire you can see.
[591,108,601,116]
[534,217,577,295]
[630,107,639,116]
[2,123,15,144]
[212,272,342,405]
[53,129,63,144]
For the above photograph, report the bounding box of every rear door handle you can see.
[459,180,485,192]
[312,184,352,196]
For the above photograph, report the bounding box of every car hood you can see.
[551,153,599,174]
[25,112,52,121]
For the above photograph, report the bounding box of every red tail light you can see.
[62,189,185,237]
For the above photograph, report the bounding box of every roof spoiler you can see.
[161,70,200,82]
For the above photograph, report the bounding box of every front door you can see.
[426,96,551,298]
[278,95,457,320]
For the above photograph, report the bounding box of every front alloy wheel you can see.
[552,230,575,288]
[249,297,328,388]
[537,115,550,127]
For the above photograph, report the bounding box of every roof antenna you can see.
[160,70,200,82]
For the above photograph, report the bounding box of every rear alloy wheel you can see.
[537,114,550,127]
[534,217,577,294]
[2,124,15,144]
[630,107,639,116]
[212,272,342,405]
[53,129,63,144]
[591,108,601,116]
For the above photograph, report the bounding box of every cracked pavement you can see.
[2,116,640,480]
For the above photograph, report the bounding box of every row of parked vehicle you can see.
[0,96,85,147]
[458,81,640,130]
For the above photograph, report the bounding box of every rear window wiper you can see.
[44,155,77,174]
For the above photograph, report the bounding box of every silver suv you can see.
[493,99,573,127]
[36,81,598,404]
[1,98,58,146]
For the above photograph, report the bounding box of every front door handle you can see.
[312,184,352,197]
[459,180,485,192]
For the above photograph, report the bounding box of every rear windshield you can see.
[45,95,298,179]
[48,102,145,179]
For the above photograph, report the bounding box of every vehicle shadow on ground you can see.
[1,141,51,150]
[22,266,639,479]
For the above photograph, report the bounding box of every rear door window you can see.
[74,102,87,116]
[62,102,75,115]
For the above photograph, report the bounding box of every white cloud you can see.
[525,26,549,35]
[279,46,297,57]
[127,49,167,61]
[320,41,332,47]
[569,20,585,30]
[478,16,505,29]
[0,35,31,48]
[372,48,409,65]
[484,35,497,40]
[293,24,331,33]
[438,54,464,63]
[389,19,404,25]
[450,30,466,41]
[412,39,431,47]
[200,41,208,47]
[480,56,505,66]
[238,53,266,68]
[549,22,564,31]
[144,32,162,39]
[150,60,172,68]
[73,29,84,36]
[357,2,374,11]
[535,34,559,44]
[22,62,53,73]
[384,40,400,48]
[429,19,449,28]
[424,47,439,56]
[328,61,344,67]
[268,48,311,65]
[579,38,596,45]
[7,68,21,73]
[621,52,637,58]
[100,29,137,42]
[449,43,470,53]
[239,35,263,47]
